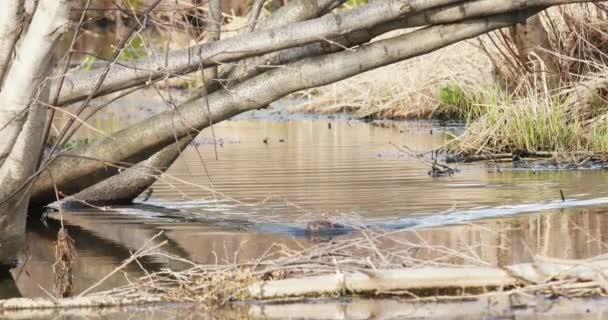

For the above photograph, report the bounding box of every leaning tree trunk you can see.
[0,0,69,167]
[30,10,540,206]
[57,137,192,207]
[50,0,464,106]
[48,0,591,107]
[0,0,25,87]
[0,0,70,265]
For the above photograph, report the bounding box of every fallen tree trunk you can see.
[30,10,539,206]
[55,137,192,207]
[247,258,608,300]
[52,0,435,106]
[51,0,597,106]
[55,0,338,206]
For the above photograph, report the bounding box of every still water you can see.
[4,104,608,318]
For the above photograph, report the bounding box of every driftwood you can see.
[0,296,160,310]
[247,258,608,300]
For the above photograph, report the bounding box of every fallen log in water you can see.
[0,296,161,310]
[247,258,608,300]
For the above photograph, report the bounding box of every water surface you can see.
[7,107,608,318]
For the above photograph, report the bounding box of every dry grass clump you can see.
[448,4,608,156]
[446,83,608,156]
[290,37,494,120]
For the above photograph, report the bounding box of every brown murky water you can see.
[6,102,608,319]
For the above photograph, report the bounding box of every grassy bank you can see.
[447,85,608,156]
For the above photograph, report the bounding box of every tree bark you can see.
[219,0,342,83]
[0,0,70,167]
[0,84,49,265]
[30,10,539,206]
[57,137,191,207]
[510,14,560,87]
[0,0,25,88]
[207,0,222,87]
[0,0,70,265]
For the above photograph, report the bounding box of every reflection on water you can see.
[9,111,608,318]
[146,118,608,220]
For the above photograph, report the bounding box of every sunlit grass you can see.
[449,89,608,155]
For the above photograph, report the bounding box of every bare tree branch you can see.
[51,0,462,106]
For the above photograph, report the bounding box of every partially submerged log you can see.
[55,137,192,207]
[247,258,608,300]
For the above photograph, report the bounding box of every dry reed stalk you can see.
[53,227,77,298]
[51,177,78,298]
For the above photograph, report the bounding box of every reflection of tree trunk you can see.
[510,15,560,88]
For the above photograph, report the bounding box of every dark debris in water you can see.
[447,150,608,171]
[512,159,608,170]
